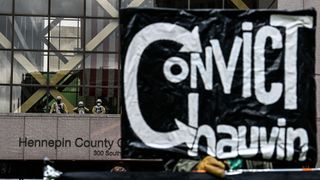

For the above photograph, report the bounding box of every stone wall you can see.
[0,113,120,160]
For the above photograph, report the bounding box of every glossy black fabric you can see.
[120,8,317,164]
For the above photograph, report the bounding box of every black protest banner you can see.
[120,9,317,164]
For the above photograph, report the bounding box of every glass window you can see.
[0,16,12,49]
[84,53,119,88]
[121,0,154,8]
[0,0,125,114]
[13,51,48,85]
[15,0,48,15]
[190,0,222,8]
[50,86,81,112]
[137,0,154,8]
[156,0,188,8]
[50,18,83,51]
[0,0,12,14]
[48,52,83,86]
[257,0,277,9]
[14,16,48,50]
[0,51,11,84]
[86,0,119,17]
[85,19,119,52]
[225,0,254,9]
[225,0,277,9]
[83,87,119,114]
[51,0,84,17]
[12,85,49,113]
[0,86,10,113]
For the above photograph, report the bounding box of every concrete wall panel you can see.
[24,117,57,160]
[0,117,24,159]
[57,117,90,160]
[89,118,121,160]
[278,0,303,10]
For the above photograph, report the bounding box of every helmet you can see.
[56,96,62,103]
[78,101,84,106]
[96,99,102,103]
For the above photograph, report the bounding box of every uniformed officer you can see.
[92,99,106,114]
[73,101,89,114]
[50,96,68,113]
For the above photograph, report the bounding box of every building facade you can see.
[0,0,278,114]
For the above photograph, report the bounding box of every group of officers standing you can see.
[50,96,107,114]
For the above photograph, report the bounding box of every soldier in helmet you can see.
[73,101,89,114]
[50,96,68,113]
[92,99,106,114]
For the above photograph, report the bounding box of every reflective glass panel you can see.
[83,87,119,114]
[12,85,49,113]
[15,0,48,15]
[50,18,83,51]
[0,86,10,113]
[225,0,277,9]
[51,0,84,17]
[48,52,83,86]
[49,86,81,113]
[155,0,187,8]
[190,0,222,8]
[84,53,119,87]
[0,50,11,84]
[86,0,119,17]
[257,0,277,8]
[0,0,12,14]
[0,16,12,49]
[85,19,119,52]
[14,16,48,50]
[13,51,48,85]
[121,0,154,8]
